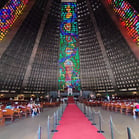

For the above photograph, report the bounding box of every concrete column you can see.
[22,0,53,89]
[86,0,117,92]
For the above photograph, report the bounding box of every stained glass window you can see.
[58,2,80,91]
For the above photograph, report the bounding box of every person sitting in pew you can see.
[5,102,14,109]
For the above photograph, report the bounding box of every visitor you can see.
[27,102,40,117]
[35,102,41,114]
[5,102,13,109]
[32,103,38,117]
[133,100,139,118]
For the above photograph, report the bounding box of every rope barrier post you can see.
[97,113,104,133]
[76,102,78,107]
[88,106,90,117]
[86,106,89,117]
[78,102,80,109]
[127,127,131,139]
[84,104,86,114]
[56,110,60,125]
[60,106,62,118]
[87,106,90,116]
[80,103,82,111]
[86,106,88,116]
[78,102,80,110]
[47,116,50,139]
[62,104,65,114]
[38,125,41,139]
[64,103,67,111]
[59,106,62,119]
[63,103,66,112]
[51,112,58,132]
[91,110,96,125]
[81,103,83,112]
[61,106,63,116]
[57,108,60,121]
[110,116,114,139]
[61,104,63,116]
[88,107,92,121]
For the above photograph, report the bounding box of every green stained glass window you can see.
[58,2,80,91]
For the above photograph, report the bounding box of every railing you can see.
[77,102,138,139]
[47,103,67,139]
[34,103,67,139]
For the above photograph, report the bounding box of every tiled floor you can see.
[0,105,139,139]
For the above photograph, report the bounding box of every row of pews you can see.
[0,107,32,125]
[43,102,61,107]
[0,101,61,126]
[101,101,135,115]
[0,102,43,126]
[82,100,138,116]
[80,100,102,107]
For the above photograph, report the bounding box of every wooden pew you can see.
[3,109,14,122]
[0,110,5,126]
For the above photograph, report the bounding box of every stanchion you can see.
[87,106,90,117]
[62,104,64,114]
[62,103,66,114]
[110,116,114,139]
[47,116,50,139]
[91,110,96,125]
[51,112,58,132]
[38,125,41,139]
[78,102,80,110]
[86,106,89,117]
[60,106,62,118]
[79,103,81,111]
[88,107,92,121]
[84,104,86,114]
[77,102,80,109]
[81,103,84,112]
[127,127,131,139]
[56,110,60,125]
[57,108,60,121]
[97,113,104,133]
[64,103,66,111]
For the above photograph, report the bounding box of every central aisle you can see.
[52,104,106,139]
